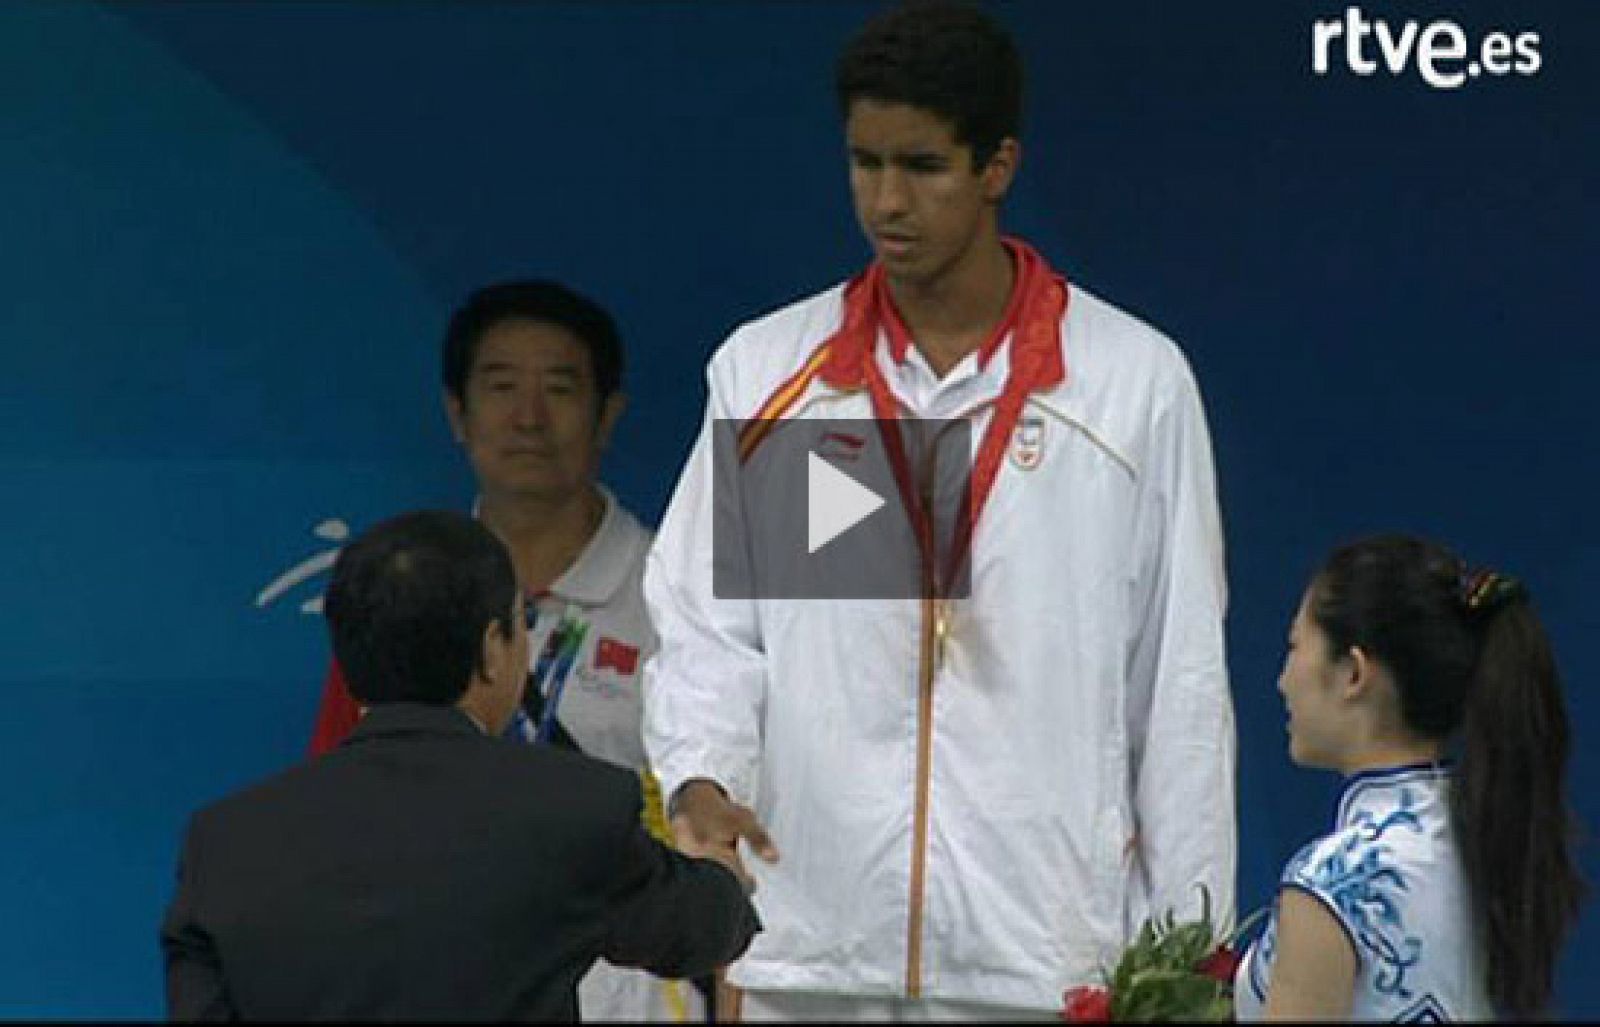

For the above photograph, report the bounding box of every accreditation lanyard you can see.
[524,599,590,746]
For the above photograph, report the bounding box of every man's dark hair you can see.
[835,0,1024,168]
[441,279,624,412]
[325,510,518,706]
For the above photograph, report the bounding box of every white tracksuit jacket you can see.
[643,275,1237,1011]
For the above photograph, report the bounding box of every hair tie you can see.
[1459,568,1527,614]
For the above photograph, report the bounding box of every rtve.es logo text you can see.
[1312,7,1541,90]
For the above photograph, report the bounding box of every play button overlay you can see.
[712,417,972,600]
[807,452,884,553]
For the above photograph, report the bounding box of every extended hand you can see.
[669,780,779,893]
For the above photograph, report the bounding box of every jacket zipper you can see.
[905,592,940,998]
[904,435,946,999]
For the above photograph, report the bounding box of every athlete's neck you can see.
[887,237,1015,378]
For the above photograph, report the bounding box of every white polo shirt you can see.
[518,486,657,772]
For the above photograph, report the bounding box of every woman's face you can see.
[1278,588,1353,770]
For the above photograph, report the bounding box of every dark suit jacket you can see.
[161,703,758,1021]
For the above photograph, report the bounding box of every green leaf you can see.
[1099,882,1255,1022]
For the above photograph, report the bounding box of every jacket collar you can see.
[340,702,486,747]
[816,235,1067,396]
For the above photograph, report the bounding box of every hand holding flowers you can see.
[1061,886,1264,1022]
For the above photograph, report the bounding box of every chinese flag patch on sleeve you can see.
[593,636,640,675]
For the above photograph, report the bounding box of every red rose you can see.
[1196,944,1242,983]
[1061,985,1112,1022]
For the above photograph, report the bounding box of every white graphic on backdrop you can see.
[255,518,351,614]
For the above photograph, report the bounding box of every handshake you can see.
[665,779,780,895]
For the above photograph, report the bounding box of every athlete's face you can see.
[845,100,1017,289]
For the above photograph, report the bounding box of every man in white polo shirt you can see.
[308,279,705,1023]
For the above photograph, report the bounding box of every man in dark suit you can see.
[160,510,759,1020]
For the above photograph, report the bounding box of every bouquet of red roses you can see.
[1060,886,1263,1022]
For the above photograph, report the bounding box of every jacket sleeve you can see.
[307,659,360,757]
[641,347,769,808]
[160,817,237,1021]
[1124,356,1238,927]
[597,785,761,978]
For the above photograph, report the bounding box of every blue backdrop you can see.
[3,0,1595,1016]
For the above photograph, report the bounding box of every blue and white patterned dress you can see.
[1234,763,1493,1021]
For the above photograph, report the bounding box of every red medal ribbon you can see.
[818,238,1070,596]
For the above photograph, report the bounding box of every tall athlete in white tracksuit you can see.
[645,238,1236,1017]
[640,5,1235,1017]
[645,8,1237,1017]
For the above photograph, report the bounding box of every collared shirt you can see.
[518,486,657,771]
[875,335,1011,422]
[1235,763,1493,1021]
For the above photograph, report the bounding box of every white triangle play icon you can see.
[807,452,886,554]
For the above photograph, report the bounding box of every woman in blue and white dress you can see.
[1235,534,1585,1021]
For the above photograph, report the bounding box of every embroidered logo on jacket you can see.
[1009,414,1047,470]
